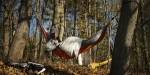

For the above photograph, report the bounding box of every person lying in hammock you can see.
[39,23,109,59]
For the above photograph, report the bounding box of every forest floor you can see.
[0,60,109,75]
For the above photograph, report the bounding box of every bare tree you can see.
[110,0,139,75]
[53,0,65,41]
[8,0,31,62]
[8,20,29,62]
[131,0,150,73]
[3,0,15,58]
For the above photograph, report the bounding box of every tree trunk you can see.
[126,0,150,74]
[53,0,65,41]
[8,20,29,62]
[142,0,150,72]
[110,0,139,75]
[0,0,4,60]
[8,0,30,62]
[3,0,15,58]
[35,0,44,62]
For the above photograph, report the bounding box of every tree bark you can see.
[3,0,15,58]
[8,20,29,62]
[110,0,139,75]
[53,0,65,41]
[0,0,4,60]
[142,0,150,72]
[8,0,30,62]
